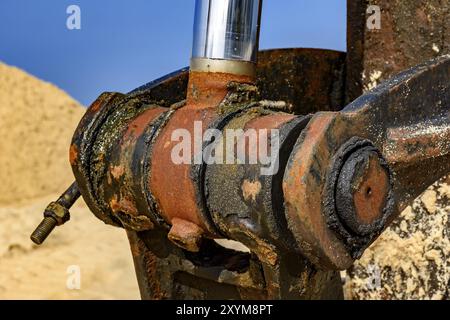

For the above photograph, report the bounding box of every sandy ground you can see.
[0,62,448,300]
[0,63,140,300]
[0,63,82,205]
[0,196,140,300]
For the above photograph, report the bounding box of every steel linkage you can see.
[31,0,449,300]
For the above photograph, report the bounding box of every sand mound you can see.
[0,63,84,205]
[0,63,139,299]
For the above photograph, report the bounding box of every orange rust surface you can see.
[245,113,296,130]
[150,107,217,233]
[384,125,450,165]
[69,144,79,166]
[168,218,204,252]
[110,194,139,216]
[124,107,166,140]
[103,106,166,230]
[283,113,353,270]
[89,98,104,113]
[187,71,254,109]
[353,155,390,225]
[126,231,167,300]
[243,113,296,157]
[150,72,255,235]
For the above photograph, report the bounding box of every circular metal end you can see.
[30,217,57,245]
[324,137,395,259]
[190,58,256,78]
[336,147,391,236]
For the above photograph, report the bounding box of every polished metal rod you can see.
[192,0,263,63]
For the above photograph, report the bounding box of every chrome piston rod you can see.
[191,0,263,76]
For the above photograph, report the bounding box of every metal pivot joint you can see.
[30,0,450,300]
[324,137,395,259]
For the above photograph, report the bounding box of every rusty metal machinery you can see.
[31,0,449,299]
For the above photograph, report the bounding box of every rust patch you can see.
[245,113,296,130]
[168,218,204,252]
[110,194,138,216]
[353,155,390,225]
[89,98,103,112]
[187,71,254,109]
[150,107,218,233]
[243,113,296,159]
[127,231,167,300]
[384,124,450,165]
[110,195,154,231]
[347,0,449,101]
[110,165,125,180]
[283,113,354,270]
[123,107,165,139]
[257,48,346,113]
[255,239,278,266]
[69,144,79,166]
[242,179,262,202]
[151,71,256,235]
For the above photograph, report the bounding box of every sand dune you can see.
[0,63,140,300]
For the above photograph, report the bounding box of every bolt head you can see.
[336,148,391,236]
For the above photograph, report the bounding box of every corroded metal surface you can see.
[103,106,167,231]
[205,109,327,298]
[347,0,450,103]
[257,49,346,113]
[336,142,392,233]
[68,49,448,298]
[67,49,353,299]
[328,138,394,257]
[128,228,269,300]
[36,39,448,299]
[284,55,449,270]
[29,0,450,300]
[70,92,126,227]
[30,182,81,245]
[150,72,255,238]
[70,90,168,230]
[130,48,347,115]
[346,0,450,300]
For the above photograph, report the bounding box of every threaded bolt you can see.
[30,182,80,245]
[30,217,57,245]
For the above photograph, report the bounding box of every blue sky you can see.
[0,1,346,106]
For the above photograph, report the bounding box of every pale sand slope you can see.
[0,196,140,300]
[0,63,81,205]
[0,62,140,299]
